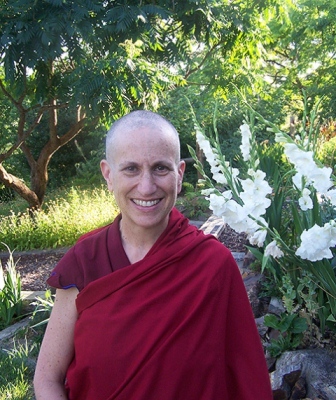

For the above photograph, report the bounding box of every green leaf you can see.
[327,314,336,322]
[264,314,281,330]
[291,317,308,334]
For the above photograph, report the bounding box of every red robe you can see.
[48,208,272,399]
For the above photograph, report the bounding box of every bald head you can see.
[105,110,181,163]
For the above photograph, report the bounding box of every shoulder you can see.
[74,214,121,255]
[189,231,238,272]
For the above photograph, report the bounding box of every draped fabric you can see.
[48,208,272,399]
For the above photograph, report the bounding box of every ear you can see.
[177,160,186,194]
[100,159,114,192]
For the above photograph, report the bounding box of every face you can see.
[100,125,185,234]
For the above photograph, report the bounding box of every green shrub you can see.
[0,245,22,329]
[0,186,119,251]
[0,340,36,400]
[318,136,336,174]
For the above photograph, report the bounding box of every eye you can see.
[122,165,138,174]
[154,164,169,173]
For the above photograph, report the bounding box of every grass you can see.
[0,295,53,399]
[0,341,35,399]
[0,185,119,251]
[0,325,44,400]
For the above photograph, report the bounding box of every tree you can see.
[251,0,336,118]
[0,0,267,209]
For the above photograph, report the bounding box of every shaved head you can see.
[106,110,181,163]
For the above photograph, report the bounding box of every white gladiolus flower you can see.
[309,166,333,193]
[207,193,229,217]
[265,240,284,258]
[285,142,333,194]
[275,132,288,143]
[231,167,240,179]
[241,177,272,199]
[196,131,229,185]
[196,132,214,159]
[201,188,216,196]
[284,143,315,170]
[212,172,227,184]
[295,222,336,261]
[298,188,313,211]
[221,201,250,233]
[292,172,305,190]
[210,165,227,185]
[239,171,272,217]
[248,228,267,247]
[239,123,252,161]
[325,189,336,206]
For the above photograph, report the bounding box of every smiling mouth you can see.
[132,199,161,207]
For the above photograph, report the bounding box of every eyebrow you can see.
[118,160,175,169]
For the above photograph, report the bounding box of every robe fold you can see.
[49,208,272,399]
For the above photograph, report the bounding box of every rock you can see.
[243,272,265,317]
[284,369,302,389]
[290,376,306,399]
[243,250,256,268]
[255,316,268,337]
[268,297,286,316]
[271,349,336,400]
[271,363,302,399]
[272,389,290,400]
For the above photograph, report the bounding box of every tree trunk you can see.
[0,113,88,209]
[0,164,41,208]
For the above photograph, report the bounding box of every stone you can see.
[272,389,290,400]
[243,250,256,268]
[199,215,225,238]
[290,376,307,399]
[271,364,302,399]
[271,349,336,400]
[284,369,302,389]
[0,317,30,342]
[268,297,286,316]
[255,316,268,337]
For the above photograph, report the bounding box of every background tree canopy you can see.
[0,0,335,209]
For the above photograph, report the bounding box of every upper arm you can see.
[34,287,79,388]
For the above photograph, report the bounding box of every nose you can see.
[137,171,157,195]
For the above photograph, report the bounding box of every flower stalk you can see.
[190,99,336,326]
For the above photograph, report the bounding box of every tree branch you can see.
[0,163,40,208]
[0,78,22,109]
[184,40,226,79]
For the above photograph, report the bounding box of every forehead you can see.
[108,125,179,161]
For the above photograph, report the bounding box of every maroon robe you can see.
[48,208,272,399]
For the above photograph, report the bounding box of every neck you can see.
[119,219,168,264]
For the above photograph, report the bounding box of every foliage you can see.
[189,96,336,337]
[0,186,119,250]
[30,289,55,328]
[0,343,34,400]
[0,334,36,399]
[176,184,210,220]
[246,0,336,119]
[264,313,308,357]
[0,244,22,329]
[0,0,266,209]
[72,145,106,188]
[318,137,336,175]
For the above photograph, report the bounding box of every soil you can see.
[0,225,248,292]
